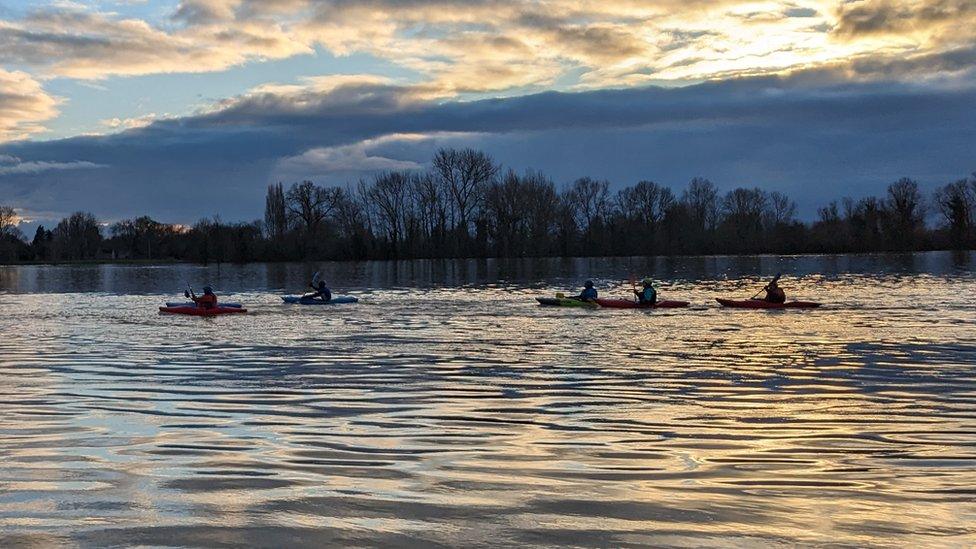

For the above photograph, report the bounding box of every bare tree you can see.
[52,211,102,260]
[766,191,797,227]
[617,180,675,225]
[264,182,288,240]
[566,177,611,233]
[884,177,924,248]
[286,181,340,235]
[933,178,975,248]
[361,171,412,254]
[431,148,499,237]
[682,177,719,231]
[720,188,768,251]
[0,206,19,238]
[412,171,446,250]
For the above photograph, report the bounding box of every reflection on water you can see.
[1,252,975,547]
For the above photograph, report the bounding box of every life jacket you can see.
[194,294,217,309]
[638,287,657,304]
[580,287,598,301]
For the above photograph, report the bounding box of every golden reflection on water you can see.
[0,258,974,546]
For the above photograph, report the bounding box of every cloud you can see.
[0,69,60,142]
[100,113,163,131]
[833,0,976,42]
[0,154,106,175]
[0,8,310,79]
[275,134,431,181]
[3,0,971,95]
[0,69,973,226]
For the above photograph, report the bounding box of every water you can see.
[1,253,975,547]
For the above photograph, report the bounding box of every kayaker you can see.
[577,280,598,302]
[188,286,218,309]
[763,279,786,304]
[307,279,332,302]
[634,278,657,305]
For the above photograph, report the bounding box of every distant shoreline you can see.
[2,248,972,268]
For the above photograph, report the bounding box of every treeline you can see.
[1,149,974,263]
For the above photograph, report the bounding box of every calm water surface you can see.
[1,253,975,547]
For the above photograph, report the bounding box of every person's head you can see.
[768,280,779,289]
[202,286,214,295]
[584,280,594,288]
[318,280,327,290]
[642,278,653,287]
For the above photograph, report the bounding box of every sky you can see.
[0,0,974,231]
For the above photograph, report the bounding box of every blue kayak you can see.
[166,302,243,308]
[282,295,358,305]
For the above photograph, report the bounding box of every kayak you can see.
[159,306,247,316]
[281,295,358,305]
[166,302,242,308]
[536,297,598,307]
[716,298,820,309]
[595,298,690,309]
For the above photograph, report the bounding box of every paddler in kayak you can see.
[577,280,598,302]
[633,278,657,305]
[759,275,786,304]
[307,279,333,302]
[186,286,218,309]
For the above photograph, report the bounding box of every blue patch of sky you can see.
[784,7,819,18]
[40,47,423,139]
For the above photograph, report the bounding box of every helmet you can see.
[642,278,653,286]
[202,286,214,294]
[584,280,594,288]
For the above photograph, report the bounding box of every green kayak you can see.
[536,297,598,307]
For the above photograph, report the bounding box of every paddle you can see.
[751,272,782,300]
[629,274,638,302]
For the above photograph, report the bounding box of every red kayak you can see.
[159,306,248,316]
[595,298,690,309]
[716,298,820,309]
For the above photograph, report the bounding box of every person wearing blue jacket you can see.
[634,278,657,305]
[578,280,598,302]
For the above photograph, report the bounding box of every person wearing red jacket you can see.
[188,286,218,309]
